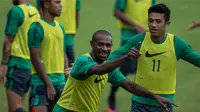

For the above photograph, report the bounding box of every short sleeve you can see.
[4,7,24,36]
[28,22,44,48]
[152,0,157,6]
[108,68,126,87]
[70,55,96,80]
[35,0,41,9]
[76,0,81,11]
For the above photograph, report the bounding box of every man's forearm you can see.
[88,55,128,75]
[114,9,137,28]
[121,80,156,99]
[64,53,68,69]
[30,49,52,86]
[76,11,80,29]
[1,37,13,65]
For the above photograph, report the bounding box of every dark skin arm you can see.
[76,11,80,29]
[114,9,146,33]
[64,53,69,76]
[29,48,56,100]
[0,35,14,84]
[121,79,172,111]
[88,45,141,75]
[64,53,68,69]
[1,36,14,65]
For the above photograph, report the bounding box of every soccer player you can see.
[108,4,200,112]
[56,0,81,67]
[187,20,200,31]
[28,0,67,112]
[35,0,81,67]
[108,0,156,111]
[52,30,173,112]
[0,0,39,112]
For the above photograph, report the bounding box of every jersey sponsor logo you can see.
[94,77,105,83]
[29,13,37,18]
[145,51,167,57]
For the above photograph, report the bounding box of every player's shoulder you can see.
[8,6,23,15]
[58,23,65,30]
[75,54,93,63]
[29,21,43,32]
[168,33,189,46]
[167,32,181,41]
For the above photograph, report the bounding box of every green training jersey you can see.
[28,18,67,86]
[4,4,32,69]
[108,32,200,106]
[57,53,126,112]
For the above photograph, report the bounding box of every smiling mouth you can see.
[151,29,159,32]
[99,52,108,57]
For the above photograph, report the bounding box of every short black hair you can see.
[12,0,20,5]
[148,3,171,22]
[92,30,112,42]
[38,0,51,9]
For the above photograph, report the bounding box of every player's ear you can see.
[44,1,50,9]
[90,40,93,47]
[165,21,170,28]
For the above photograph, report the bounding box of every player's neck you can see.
[42,11,55,24]
[150,33,166,42]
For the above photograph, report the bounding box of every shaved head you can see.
[92,30,112,42]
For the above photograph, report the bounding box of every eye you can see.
[98,43,104,47]
[148,19,154,23]
[106,44,112,48]
[155,19,162,24]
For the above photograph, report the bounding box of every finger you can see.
[131,48,140,54]
[172,103,179,107]
[130,49,140,56]
[139,52,142,56]
[129,51,139,58]
[186,25,193,31]
[51,94,55,100]
[47,92,51,100]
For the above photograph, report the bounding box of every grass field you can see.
[1,0,200,112]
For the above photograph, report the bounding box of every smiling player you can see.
[52,30,172,112]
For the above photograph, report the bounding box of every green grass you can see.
[1,0,200,111]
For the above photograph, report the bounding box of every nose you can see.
[102,45,107,51]
[60,3,63,8]
[151,21,157,27]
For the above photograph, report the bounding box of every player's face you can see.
[148,12,170,37]
[91,35,112,63]
[47,0,62,17]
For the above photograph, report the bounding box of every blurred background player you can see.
[28,0,68,112]
[187,20,200,31]
[36,0,81,67]
[53,30,172,112]
[108,4,200,112]
[0,0,39,112]
[108,0,156,111]
[56,0,81,67]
